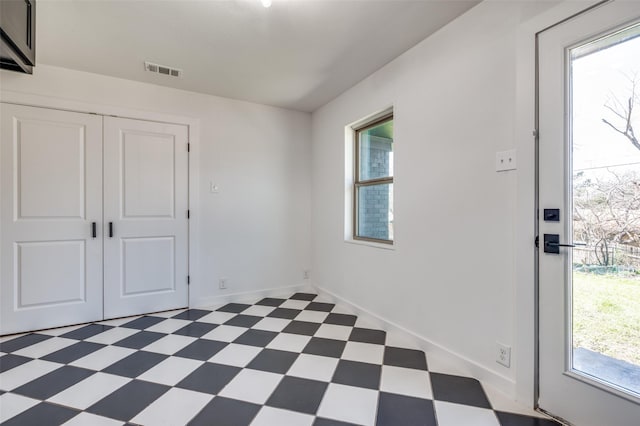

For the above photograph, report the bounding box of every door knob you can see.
[543,234,585,254]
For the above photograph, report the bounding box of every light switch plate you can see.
[496,149,516,172]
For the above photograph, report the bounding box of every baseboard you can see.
[191,283,313,310]
[313,284,517,397]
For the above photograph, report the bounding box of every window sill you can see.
[344,239,395,251]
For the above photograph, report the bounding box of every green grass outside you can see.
[573,271,640,365]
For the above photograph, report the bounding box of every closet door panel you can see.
[0,104,103,335]
[103,117,188,319]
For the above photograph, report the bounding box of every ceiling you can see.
[37,0,480,112]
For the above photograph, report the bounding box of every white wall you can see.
[0,64,312,307]
[311,0,557,399]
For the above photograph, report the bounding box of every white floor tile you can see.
[149,309,186,318]
[354,316,380,329]
[483,384,548,418]
[317,383,378,426]
[279,300,310,310]
[314,324,352,341]
[13,337,76,358]
[197,311,236,325]
[98,316,141,327]
[294,311,329,323]
[380,365,432,399]
[0,333,27,344]
[84,327,139,345]
[131,388,212,426]
[0,392,39,422]
[144,318,192,334]
[287,354,339,382]
[266,333,312,352]
[252,317,290,332]
[0,359,61,391]
[434,401,500,426]
[137,356,204,386]
[242,305,276,317]
[251,406,314,426]
[218,369,283,404]
[69,345,135,371]
[385,330,422,350]
[341,341,384,365]
[201,325,248,342]
[208,343,262,367]
[142,334,197,355]
[62,412,124,426]
[425,354,469,377]
[48,372,131,410]
[38,324,86,337]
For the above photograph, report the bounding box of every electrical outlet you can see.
[218,278,228,289]
[303,270,310,280]
[496,342,511,367]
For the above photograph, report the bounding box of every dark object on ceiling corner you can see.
[1,0,36,74]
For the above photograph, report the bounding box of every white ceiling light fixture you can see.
[261,0,272,8]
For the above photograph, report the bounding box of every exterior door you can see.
[538,2,640,424]
[103,116,189,319]
[0,104,103,334]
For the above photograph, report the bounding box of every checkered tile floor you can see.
[1,293,560,425]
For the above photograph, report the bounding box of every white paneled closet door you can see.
[103,117,189,319]
[0,104,104,335]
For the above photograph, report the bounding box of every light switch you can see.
[496,149,516,172]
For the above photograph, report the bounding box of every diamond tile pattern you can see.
[0,292,560,425]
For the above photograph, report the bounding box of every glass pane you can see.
[357,183,393,241]
[358,118,393,181]
[570,23,640,396]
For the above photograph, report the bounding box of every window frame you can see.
[353,113,394,245]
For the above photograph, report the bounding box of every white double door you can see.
[0,104,189,335]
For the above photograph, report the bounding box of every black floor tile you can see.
[290,293,317,301]
[173,322,217,337]
[233,329,278,347]
[256,297,286,307]
[113,331,166,349]
[224,314,262,328]
[60,324,113,340]
[496,411,562,426]
[305,302,335,312]
[383,346,428,370]
[172,309,211,321]
[173,339,227,361]
[324,313,357,326]
[376,392,436,426]
[102,351,167,378]
[41,341,105,364]
[216,303,251,314]
[2,402,79,426]
[331,359,381,389]
[0,354,32,372]
[314,418,359,426]
[121,316,165,330]
[267,308,302,320]
[189,396,261,426]
[13,366,95,400]
[303,337,346,358]
[176,363,241,394]
[0,334,51,353]
[266,376,328,415]
[282,320,321,336]
[349,327,386,345]
[88,379,169,421]
[430,372,491,409]
[247,348,298,374]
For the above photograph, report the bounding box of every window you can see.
[354,114,394,244]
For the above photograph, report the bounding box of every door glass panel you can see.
[570,22,640,396]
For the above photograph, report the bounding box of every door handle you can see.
[543,234,586,254]
[109,222,113,238]
[92,222,97,238]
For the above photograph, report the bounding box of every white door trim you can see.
[0,90,201,310]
